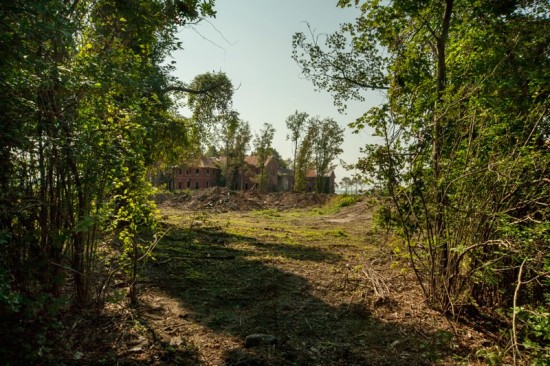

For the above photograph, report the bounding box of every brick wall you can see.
[173,166,219,190]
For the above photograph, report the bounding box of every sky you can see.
[171,0,386,180]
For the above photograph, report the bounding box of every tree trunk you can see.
[431,0,453,310]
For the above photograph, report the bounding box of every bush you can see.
[336,194,361,208]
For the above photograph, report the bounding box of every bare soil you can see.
[155,187,332,212]
[64,191,497,365]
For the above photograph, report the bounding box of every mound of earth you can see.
[326,197,374,223]
[155,186,332,211]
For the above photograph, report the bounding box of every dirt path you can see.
[77,197,491,365]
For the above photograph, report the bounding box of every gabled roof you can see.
[182,156,219,169]
[197,156,219,168]
[244,155,274,168]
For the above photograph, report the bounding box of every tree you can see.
[187,71,234,143]
[340,177,352,194]
[205,144,220,157]
[0,0,218,360]
[294,125,316,192]
[220,110,240,188]
[310,117,344,193]
[294,0,550,359]
[252,123,275,191]
[186,72,244,188]
[351,175,364,194]
[285,111,309,191]
[219,114,252,190]
[292,116,344,193]
[146,114,202,187]
[266,147,288,169]
[232,121,252,190]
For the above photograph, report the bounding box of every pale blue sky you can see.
[171,0,385,180]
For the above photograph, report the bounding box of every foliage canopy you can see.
[294,0,549,361]
[0,0,217,361]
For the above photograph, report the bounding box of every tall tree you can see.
[233,120,252,190]
[294,125,316,192]
[285,111,309,191]
[252,123,275,191]
[294,0,550,357]
[0,1,218,360]
[218,113,252,189]
[310,117,344,193]
[186,71,237,188]
[221,110,240,188]
[187,71,234,143]
[293,117,344,192]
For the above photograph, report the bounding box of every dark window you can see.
[187,181,190,188]
[207,169,210,175]
[196,169,200,175]
[195,182,199,189]
[206,181,209,188]
[178,168,182,174]
[244,183,248,190]
[178,182,182,189]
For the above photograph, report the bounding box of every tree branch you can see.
[331,74,389,90]
[160,82,224,95]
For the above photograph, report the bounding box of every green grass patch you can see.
[253,208,282,217]
[336,194,361,208]
[295,194,363,216]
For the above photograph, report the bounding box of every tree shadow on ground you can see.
[141,225,458,365]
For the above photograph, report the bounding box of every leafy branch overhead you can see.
[292,22,389,112]
[160,80,228,95]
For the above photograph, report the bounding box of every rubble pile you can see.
[157,187,331,211]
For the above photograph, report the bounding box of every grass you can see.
[217,209,357,248]
[43,196,497,365]
[253,208,282,218]
[131,197,491,365]
[323,194,362,210]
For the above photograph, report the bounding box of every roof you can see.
[181,156,219,169]
[278,167,293,175]
[197,156,218,168]
[305,170,335,178]
[244,155,274,168]
[305,170,316,178]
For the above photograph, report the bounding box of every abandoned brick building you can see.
[170,156,219,191]
[166,155,335,194]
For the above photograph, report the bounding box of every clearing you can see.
[71,189,495,365]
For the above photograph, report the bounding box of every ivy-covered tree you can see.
[0,0,217,361]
